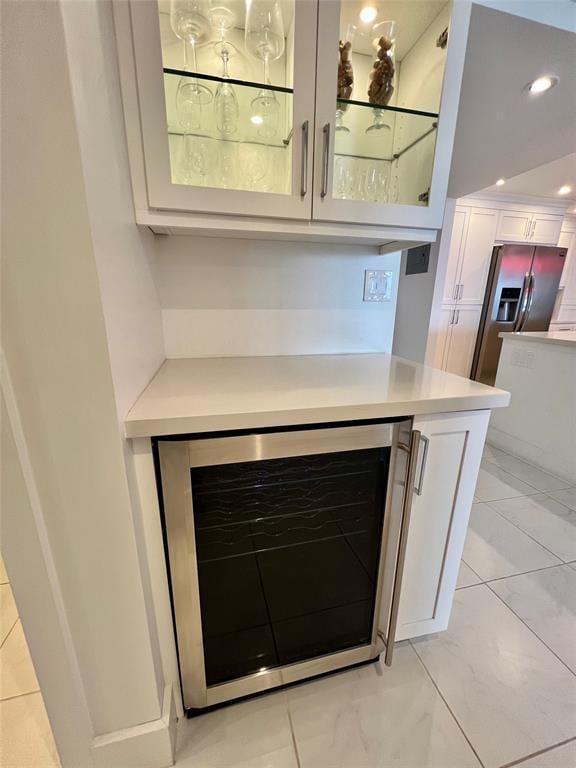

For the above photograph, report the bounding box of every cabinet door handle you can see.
[300,120,309,198]
[458,283,464,300]
[320,123,331,199]
[384,429,421,666]
[449,310,454,325]
[530,220,536,240]
[414,434,429,496]
[455,309,460,324]
[453,283,459,300]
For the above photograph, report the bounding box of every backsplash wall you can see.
[154,237,401,357]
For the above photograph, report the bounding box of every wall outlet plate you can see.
[364,270,393,302]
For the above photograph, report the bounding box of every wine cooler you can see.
[157,418,421,712]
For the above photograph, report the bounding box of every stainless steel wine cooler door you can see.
[158,419,420,710]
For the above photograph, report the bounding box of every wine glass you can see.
[170,0,213,126]
[245,0,285,139]
[209,1,238,58]
[366,21,396,135]
[185,135,218,185]
[239,144,269,190]
[214,48,239,135]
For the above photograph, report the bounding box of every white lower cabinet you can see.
[396,409,489,639]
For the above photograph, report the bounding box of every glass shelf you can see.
[332,99,439,206]
[163,70,294,192]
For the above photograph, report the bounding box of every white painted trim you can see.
[91,685,176,768]
[130,438,183,717]
[1,350,94,768]
[460,193,570,214]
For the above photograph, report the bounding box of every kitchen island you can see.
[489,331,576,484]
[126,353,509,712]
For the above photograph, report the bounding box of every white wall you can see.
[393,245,440,363]
[154,237,402,357]
[1,0,168,761]
[61,0,164,421]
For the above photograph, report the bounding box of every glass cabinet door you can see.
[129,0,316,219]
[313,0,467,229]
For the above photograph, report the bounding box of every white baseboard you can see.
[487,426,576,485]
[91,685,177,768]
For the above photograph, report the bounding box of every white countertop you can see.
[125,353,510,438]
[499,331,576,348]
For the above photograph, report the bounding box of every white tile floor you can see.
[0,558,60,768]
[174,444,576,768]
[2,445,575,768]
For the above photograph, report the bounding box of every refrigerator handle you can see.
[514,272,530,332]
[519,273,535,331]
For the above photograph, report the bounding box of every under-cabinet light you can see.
[558,185,572,196]
[250,115,264,125]
[495,178,506,186]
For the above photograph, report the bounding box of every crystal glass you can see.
[209,1,237,57]
[239,144,269,190]
[214,49,239,135]
[245,0,285,139]
[364,165,389,202]
[171,0,213,124]
[366,21,396,135]
[185,135,218,185]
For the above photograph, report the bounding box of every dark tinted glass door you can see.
[191,447,390,686]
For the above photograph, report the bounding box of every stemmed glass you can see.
[209,1,238,58]
[239,144,269,190]
[171,0,213,131]
[366,21,396,135]
[185,135,218,185]
[214,48,240,135]
[245,0,285,139]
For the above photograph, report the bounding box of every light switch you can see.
[364,270,393,302]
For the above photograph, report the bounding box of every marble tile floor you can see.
[175,444,576,768]
[0,556,60,768]
[2,446,575,768]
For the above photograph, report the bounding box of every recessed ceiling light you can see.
[495,178,506,186]
[527,75,558,94]
[558,185,572,196]
[359,6,378,23]
[250,115,263,125]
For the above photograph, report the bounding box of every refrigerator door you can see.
[518,247,567,331]
[471,245,534,386]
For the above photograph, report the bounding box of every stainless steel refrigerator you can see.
[470,244,567,386]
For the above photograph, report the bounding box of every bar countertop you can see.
[124,353,510,438]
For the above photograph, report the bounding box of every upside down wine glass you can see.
[245,0,285,139]
[171,0,213,131]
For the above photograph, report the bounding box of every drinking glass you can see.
[366,20,396,135]
[245,1,285,139]
[239,144,269,190]
[171,0,213,126]
[365,165,389,202]
[188,136,218,185]
[214,49,239,135]
[334,158,351,199]
[209,1,237,58]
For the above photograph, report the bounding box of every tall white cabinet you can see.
[431,204,498,377]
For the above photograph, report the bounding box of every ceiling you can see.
[481,153,576,204]
[338,0,448,59]
[448,4,576,199]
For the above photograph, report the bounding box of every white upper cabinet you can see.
[496,211,532,242]
[530,213,563,245]
[442,207,468,304]
[496,210,563,244]
[125,0,316,221]
[114,0,472,236]
[313,0,470,230]
[442,206,498,307]
[457,208,498,304]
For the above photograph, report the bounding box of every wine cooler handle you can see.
[300,121,309,198]
[320,123,331,198]
[384,428,421,666]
